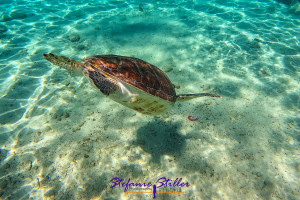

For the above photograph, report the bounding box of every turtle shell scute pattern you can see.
[82,55,176,102]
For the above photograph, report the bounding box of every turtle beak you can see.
[43,53,60,66]
[43,53,54,61]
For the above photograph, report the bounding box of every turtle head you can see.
[43,53,84,75]
[43,53,74,69]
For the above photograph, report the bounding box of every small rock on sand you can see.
[9,10,27,19]
[69,33,80,42]
[0,24,8,33]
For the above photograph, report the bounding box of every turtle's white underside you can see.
[108,79,174,115]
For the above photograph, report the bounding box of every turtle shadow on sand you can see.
[134,119,186,164]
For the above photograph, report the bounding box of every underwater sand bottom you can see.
[1,80,298,199]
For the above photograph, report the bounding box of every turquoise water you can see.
[0,0,299,199]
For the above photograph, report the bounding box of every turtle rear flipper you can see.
[176,93,221,102]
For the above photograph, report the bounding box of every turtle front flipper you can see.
[176,93,221,102]
[43,53,85,75]
[86,70,119,96]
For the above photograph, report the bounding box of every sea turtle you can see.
[43,53,220,115]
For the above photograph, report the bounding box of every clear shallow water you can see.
[0,0,299,199]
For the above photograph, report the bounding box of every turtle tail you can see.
[176,93,221,102]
